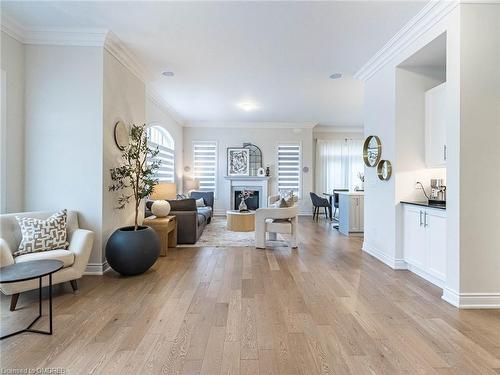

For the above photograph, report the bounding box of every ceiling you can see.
[2,1,428,126]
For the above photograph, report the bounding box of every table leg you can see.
[328,196,333,220]
[168,226,177,248]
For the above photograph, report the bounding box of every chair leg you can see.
[70,279,78,292]
[10,293,20,311]
[324,207,328,219]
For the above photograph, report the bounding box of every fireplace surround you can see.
[224,176,270,211]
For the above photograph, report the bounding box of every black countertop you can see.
[400,201,446,210]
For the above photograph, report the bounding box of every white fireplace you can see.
[224,176,270,210]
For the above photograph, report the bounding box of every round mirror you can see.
[363,135,382,167]
[114,121,129,151]
[377,160,392,181]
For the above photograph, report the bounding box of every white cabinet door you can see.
[403,206,426,269]
[425,82,447,168]
[358,196,364,232]
[349,196,359,231]
[426,211,447,281]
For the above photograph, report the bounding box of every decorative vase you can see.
[105,226,160,276]
[239,198,248,212]
[265,166,271,177]
[151,200,171,217]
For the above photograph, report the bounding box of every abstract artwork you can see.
[227,148,250,176]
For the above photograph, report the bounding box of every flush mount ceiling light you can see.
[162,71,174,77]
[329,73,343,79]
[237,101,258,112]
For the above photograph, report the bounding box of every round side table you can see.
[226,210,256,232]
[0,259,63,340]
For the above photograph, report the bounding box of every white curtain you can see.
[315,138,364,194]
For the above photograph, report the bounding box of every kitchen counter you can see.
[401,201,446,210]
[338,191,364,196]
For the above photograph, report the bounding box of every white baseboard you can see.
[442,288,500,309]
[362,241,406,270]
[84,261,110,275]
[406,262,445,289]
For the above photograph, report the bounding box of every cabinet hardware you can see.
[424,212,428,227]
[444,145,447,161]
[419,211,423,226]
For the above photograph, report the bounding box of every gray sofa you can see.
[146,191,213,244]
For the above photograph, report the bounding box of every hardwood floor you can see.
[1,218,499,374]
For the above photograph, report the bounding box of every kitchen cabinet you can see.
[339,192,364,236]
[425,82,447,168]
[403,203,447,287]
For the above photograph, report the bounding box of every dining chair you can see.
[309,192,331,221]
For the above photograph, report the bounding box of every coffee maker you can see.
[429,179,446,205]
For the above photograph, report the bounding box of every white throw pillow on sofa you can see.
[195,198,205,207]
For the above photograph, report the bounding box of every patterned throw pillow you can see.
[14,210,69,256]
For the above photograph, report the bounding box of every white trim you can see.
[362,241,407,270]
[104,32,145,82]
[406,262,445,289]
[1,15,26,43]
[354,0,458,81]
[146,87,185,125]
[186,122,317,129]
[442,288,500,309]
[313,125,364,133]
[0,70,6,213]
[84,261,110,275]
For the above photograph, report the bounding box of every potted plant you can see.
[105,124,161,276]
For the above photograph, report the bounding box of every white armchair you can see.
[255,195,299,249]
[0,210,93,310]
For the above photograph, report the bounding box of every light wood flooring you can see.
[1,218,500,374]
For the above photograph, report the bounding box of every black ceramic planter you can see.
[106,226,160,276]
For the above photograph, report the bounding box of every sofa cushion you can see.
[197,206,213,221]
[168,199,197,211]
[14,210,69,257]
[15,249,75,268]
[197,213,207,227]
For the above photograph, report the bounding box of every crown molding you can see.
[146,87,185,126]
[104,31,146,82]
[1,15,26,43]
[313,125,364,133]
[185,122,317,129]
[354,0,458,81]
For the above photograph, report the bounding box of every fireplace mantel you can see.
[225,176,270,209]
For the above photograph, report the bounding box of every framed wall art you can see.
[227,148,250,176]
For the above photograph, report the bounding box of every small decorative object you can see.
[184,166,191,172]
[265,166,271,177]
[227,148,250,176]
[151,200,171,218]
[107,124,161,276]
[302,166,309,173]
[358,172,365,190]
[363,135,382,167]
[257,167,265,177]
[243,143,263,176]
[377,160,392,181]
[238,189,254,212]
[113,121,129,151]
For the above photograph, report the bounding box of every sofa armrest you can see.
[68,229,94,277]
[170,210,199,244]
[0,239,14,267]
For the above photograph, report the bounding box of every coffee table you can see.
[0,259,63,340]
[226,210,255,232]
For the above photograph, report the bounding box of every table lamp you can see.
[184,178,200,194]
[150,183,177,217]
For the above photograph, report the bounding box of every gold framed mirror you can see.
[363,135,382,167]
[377,160,392,181]
[114,121,129,151]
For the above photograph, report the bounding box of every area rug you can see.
[178,216,288,248]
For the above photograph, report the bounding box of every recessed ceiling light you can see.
[329,73,343,79]
[162,71,174,77]
[237,101,258,112]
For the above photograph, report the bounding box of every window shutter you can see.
[147,126,175,183]
[277,143,301,196]
[193,141,217,194]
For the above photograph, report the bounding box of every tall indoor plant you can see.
[105,124,162,276]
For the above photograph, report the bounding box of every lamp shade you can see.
[184,178,200,192]
[150,183,177,200]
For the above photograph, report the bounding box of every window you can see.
[193,141,217,194]
[147,125,175,183]
[315,138,363,193]
[277,143,301,197]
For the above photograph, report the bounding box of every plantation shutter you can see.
[277,143,301,197]
[147,126,175,183]
[193,141,217,194]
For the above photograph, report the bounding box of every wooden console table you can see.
[143,215,177,256]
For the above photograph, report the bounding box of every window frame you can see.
[276,141,302,198]
[147,124,175,184]
[192,140,218,198]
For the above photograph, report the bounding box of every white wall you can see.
[183,126,314,215]
[24,45,104,263]
[1,32,25,213]
[146,96,183,190]
[102,49,146,264]
[458,4,500,297]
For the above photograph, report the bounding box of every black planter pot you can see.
[105,226,160,276]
